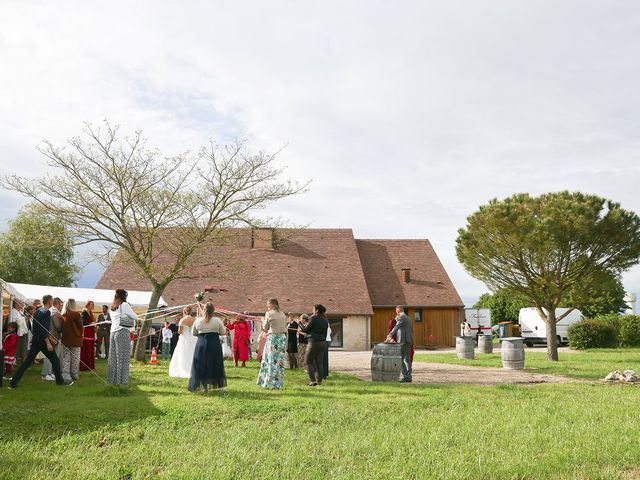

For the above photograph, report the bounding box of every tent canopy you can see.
[7,282,166,309]
[1,278,28,303]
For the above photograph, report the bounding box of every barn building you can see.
[97,228,463,350]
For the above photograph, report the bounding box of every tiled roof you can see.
[355,239,463,307]
[96,229,374,316]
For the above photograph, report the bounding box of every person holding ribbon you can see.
[80,300,96,371]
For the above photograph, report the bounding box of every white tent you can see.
[7,282,166,309]
[1,280,29,373]
[1,278,28,303]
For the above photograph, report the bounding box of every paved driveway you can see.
[329,350,577,386]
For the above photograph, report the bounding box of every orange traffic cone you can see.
[150,347,158,365]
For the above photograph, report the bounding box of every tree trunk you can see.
[134,286,164,362]
[545,307,559,361]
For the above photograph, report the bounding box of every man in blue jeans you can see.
[9,295,72,389]
[386,305,413,383]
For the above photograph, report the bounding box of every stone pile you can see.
[604,370,639,383]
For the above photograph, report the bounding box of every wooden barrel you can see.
[478,335,493,354]
[456,336,475,360]
[501,337,525,369]
[371,343,402,381]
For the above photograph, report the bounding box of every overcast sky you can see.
[1,1,639,307]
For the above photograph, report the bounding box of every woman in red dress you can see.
[80,300,96,371]
[3,322,19,376]
[225,316,251,367]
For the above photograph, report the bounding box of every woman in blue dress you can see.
[189,302,227,393]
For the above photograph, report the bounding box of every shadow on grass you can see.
[0,368,164,443]
[1,453,49,477]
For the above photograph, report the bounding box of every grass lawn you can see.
[414,348,640,380]
[1,355,640,479]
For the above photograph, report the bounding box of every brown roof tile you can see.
[356,239,463,307]
[97,228,374,316]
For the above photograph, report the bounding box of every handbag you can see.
[48,333,59,346]
[118,304,135,328]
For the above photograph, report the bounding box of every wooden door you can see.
[371,308,395,345]
[424,308,461,347]
[371,307,461,348]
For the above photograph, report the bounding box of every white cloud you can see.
[1,0,640,304]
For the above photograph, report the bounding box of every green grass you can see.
[1,356,640,479]
[414,347,640,380]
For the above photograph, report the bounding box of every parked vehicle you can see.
[518,307,584,347]
[463,308,492,339]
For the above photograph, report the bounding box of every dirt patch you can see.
[329,351,578,386]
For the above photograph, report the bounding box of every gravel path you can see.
[329,350,578,386]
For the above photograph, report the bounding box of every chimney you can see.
[252,228,274,249]
[401,268,411,284]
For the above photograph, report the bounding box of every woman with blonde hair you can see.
[169,306,198,378]
[189,302,227,392]
[61,298,83,382]
[256,298,287,389]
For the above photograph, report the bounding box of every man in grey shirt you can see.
[386,305,413,383]
[41,297,64,380]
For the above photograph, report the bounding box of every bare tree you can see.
[3,121,307,360]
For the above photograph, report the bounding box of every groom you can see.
[386,305,413,383]
[9,295,72,389]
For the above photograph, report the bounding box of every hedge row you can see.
[568,314,640,349]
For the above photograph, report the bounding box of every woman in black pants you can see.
[299,304,328,386]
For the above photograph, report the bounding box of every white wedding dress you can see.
[169,324,198,378]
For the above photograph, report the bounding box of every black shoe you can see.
[308,382,318,387]
[399,378,412,383]
[8,384,17,389]
[58,380,74,386]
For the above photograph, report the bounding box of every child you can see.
[3,322,19,377]
[161,322,173,360]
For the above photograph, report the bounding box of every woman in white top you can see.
[322,322,332,380]
[188,302,227,392]
[169,306,198,378]
[10,302,29,364]
[107,289,137,385]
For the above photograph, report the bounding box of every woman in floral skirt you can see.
[256,298,287,389]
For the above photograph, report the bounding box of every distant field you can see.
[1,353,639,479]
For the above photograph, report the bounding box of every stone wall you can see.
[243,315,371,352]
[341,315,370,351]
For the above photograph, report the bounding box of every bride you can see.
[169,306,198,378]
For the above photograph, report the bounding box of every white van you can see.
[518,307,584,347]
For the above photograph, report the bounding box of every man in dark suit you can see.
[386,305,413,383]
[96,305,111,358]
[169,316,180,355]
[9,295,71,388]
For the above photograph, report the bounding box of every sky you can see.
[1,1,640,308]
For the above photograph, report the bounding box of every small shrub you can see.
[594,313,622,333]
[618,315,640,347]
[568,320,617,349]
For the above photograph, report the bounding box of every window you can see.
[329,318,343,348]
[414,308,423,323]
